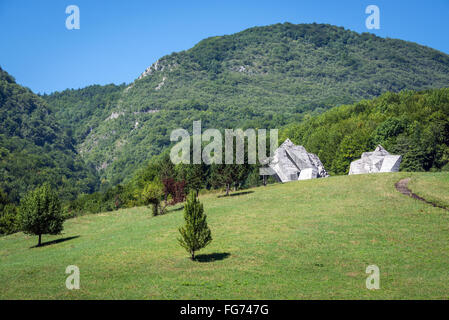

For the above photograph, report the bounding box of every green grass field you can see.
[409,172,449,209]
[1,172,449,299]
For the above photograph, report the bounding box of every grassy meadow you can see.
[1,172,448,299]
[409,172,449,209]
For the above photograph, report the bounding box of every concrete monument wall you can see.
[349,145,402,175]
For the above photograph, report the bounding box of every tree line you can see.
[64,135,274,219]
[281,88,449,175]
[3,88,449,236]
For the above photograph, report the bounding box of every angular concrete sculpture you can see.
[348,145,402,175]
[260,139,329,182]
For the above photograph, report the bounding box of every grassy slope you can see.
[1,172,449,299]
[409,172,449,209]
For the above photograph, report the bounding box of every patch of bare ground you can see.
[395,178,449,211]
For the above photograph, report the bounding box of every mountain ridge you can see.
[41,22,449,186]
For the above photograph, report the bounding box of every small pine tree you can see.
[178,192,212,260]
[19,184,64,247]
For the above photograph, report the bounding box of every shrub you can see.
[0,204,19,235]
[141,181,164,216]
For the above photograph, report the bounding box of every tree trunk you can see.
[226,184,230,196]
[263,175,267,186]
[160,201,167,215]
[196,189,199,198]
[191,251,195,260]
[38,234,42,247]
[152,202,158,216]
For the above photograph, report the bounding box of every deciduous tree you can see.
[19,184,64,247]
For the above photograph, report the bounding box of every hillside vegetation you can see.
[3,23,449,221]
[42,84,126,145]
[281,88,449,175]
[61,87,449,217]
[0,67,98,203]
[1,173,449,299]
[44,23,449,186]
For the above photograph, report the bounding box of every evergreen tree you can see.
[210,163,250,196]
[159,153,176,181]
[210,164,235,196]
[178,192,212,260]
[180,163,206,197]
[19,184,64,247]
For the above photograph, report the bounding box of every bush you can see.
[141,181,164,216]
[0,204,19,235]
[19,184,64,246]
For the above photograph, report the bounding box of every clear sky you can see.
[1,0,448,94]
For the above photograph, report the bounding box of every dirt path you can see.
[395,178,448,211]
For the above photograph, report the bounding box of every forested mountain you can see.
[42,84,126,145]
[0,67,98,202]
[43,23,449,186]
[281,88,449,175]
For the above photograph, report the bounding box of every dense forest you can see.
[0,67,98,203]
[281,88,449,175]
[43,84,126,145]
[44,23,449,187]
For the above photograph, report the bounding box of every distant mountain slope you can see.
[0,67,98,202]
[42,83,126,145]
[45,23,449,185]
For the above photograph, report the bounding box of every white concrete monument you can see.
[261,139,329,182]
[348,145,402,175]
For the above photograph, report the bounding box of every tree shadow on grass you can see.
[31,235,80,248]
[217,191,254,198]
[165,205,184,213]
[194,252,231,263]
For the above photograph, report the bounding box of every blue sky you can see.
[0,0,448,93]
